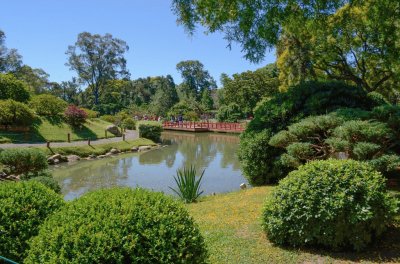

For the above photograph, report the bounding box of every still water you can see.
[52,131,247,200]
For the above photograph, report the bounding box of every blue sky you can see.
[1,0,275,86]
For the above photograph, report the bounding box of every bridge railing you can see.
[162,121,245,131]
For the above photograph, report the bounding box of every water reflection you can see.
[52,131,246,200]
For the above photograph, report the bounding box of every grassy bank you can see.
[188,187,400,264]
[36,138,155,157]
[0,117,115,143]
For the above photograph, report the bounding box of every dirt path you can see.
[0,130,139,149]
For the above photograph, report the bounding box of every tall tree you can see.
[13,65,50,94]
[66,32,129,105]
[176,60,216,101]
[150,75,179,116]
[200,88,214,111]
[221,64,279,114]
[0,30,22,73]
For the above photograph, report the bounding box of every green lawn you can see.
[37,138,155,157]
[187,187,400,264]
[0,117,115,143]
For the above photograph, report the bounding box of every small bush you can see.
[0,73,30,102]
[0,99,35,128]
[25,188,208,263]
[263,159,398,251]
[122,118,136,130]
[29,176,61,193]
[138,122,163,142]
[64,105,87,127]
[238,131,286,185]
[81,108,99,119]
[0,148,48,175]
[100,114,116,124]
[0,181,65,262]
[30,94,68,116]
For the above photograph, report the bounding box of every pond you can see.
[52,131,247,200]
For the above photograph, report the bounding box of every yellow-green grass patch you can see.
[36,138,155,157]
[0,117,115,143]
[187,186,400,264]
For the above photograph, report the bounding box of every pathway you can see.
[0,130,138,149]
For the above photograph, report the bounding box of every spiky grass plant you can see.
[170,166,205,203]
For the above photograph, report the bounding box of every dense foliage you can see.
[0,99,35,128]
[0,73,30,102]
[81,107,99,119]
[239,81,376,185]
[0,148,48,176]
[217,103,244,122]
[29,176,62,193]
[0,181,65,262]
[238,131,286,185]
[66,32,129,105]
[220,64,279,114]
[138,122,163,142]
[263,159,398,251]
[30,94,68,116]
[172,0,400,103]
[64,105,88,127]
[247,81,374,133]
[25,188,208,263]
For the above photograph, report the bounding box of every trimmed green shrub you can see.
[263,159,398,251]
[122,118,136,130]
[0,148,48,175]
[30,94,68,116]
[238,131,286,185]
[138,122,163,142]
[0,181,65,262]
[25,188,208,264]
[217,103,244,122]
[100,114,116,124]
[269,113,400,175]
[81,107,99,119]
[0,99,36,128]
[0,73,30,102]
[29,176,61,193]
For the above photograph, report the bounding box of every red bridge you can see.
[162,121,245,133]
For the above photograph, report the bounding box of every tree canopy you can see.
[176,60,216,101]
[66,32,130,105]
[172,0,400,102]
[220,63,279,114]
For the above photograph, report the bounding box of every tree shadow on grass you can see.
[44,116,64,126]
[279,223,400,263]
[72,125,98,140]
[0,118,46,143]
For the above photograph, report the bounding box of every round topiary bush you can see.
[25,188,208,264]
[262,159,398,251]
[0,181,65,262]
